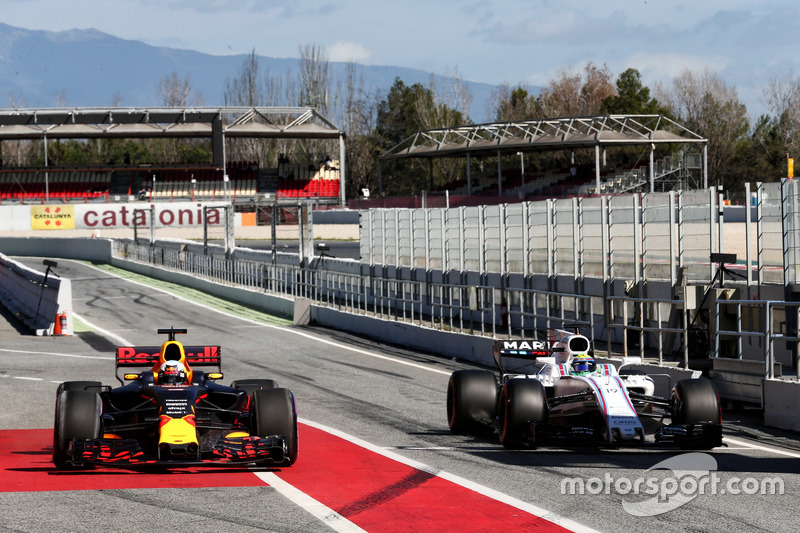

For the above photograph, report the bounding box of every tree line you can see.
[4,48,798,202]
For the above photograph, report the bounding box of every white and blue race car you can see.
[447,329,722,449]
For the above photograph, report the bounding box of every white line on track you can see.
[253,472,367,533]
[12,376,43,381]
[72,313,133,346]
[300,418,599,533]
[0,347,113,360]
[723,436,800,458]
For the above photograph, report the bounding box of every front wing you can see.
[527,390,722,448]
[64,434,290,468]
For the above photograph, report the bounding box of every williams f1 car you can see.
[53,328,298,469]
[447,329,722,449]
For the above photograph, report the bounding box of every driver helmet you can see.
[571,354,596,376]
[158,361,187,385]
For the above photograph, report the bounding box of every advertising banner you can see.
[30,205,76,230]
[71,202,229,230]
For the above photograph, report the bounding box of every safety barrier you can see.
[714,299,800,380]
[0,253,72,335]
[605,295,687,366]
[359,181,799,287]
[112,240,595,341]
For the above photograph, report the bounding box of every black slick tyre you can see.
[57,381,103,394]
[671,378,721,425]
[252,388,298,466]
[498,379,548,449]
[446,370,497,435]
[53,390,102,470]
[671,378,722,449]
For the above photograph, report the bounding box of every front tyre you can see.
[671,378,721,425]
[671,378,722,449]
[53,390,101,470]
[446,370,498,435]
[253,388,298,466]
[498,379,549,449]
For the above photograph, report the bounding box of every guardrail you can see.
[715,299,800,379]
[606,295,687,366]
[112,241,595,341]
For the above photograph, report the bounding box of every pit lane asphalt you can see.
[1,258,799,533]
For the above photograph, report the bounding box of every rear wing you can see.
[115,345,222,381]
[493,339,550,374]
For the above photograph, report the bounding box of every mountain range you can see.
[0,23,499,123]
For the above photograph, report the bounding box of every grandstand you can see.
[0,107,345,206]
[373,114,708,208]
[0,159,341,204]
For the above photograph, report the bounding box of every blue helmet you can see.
[571,354,596,376]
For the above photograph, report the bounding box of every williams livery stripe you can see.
[614,377,638,414]
[587,378,608,417]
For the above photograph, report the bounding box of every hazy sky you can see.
[3,0,797,117]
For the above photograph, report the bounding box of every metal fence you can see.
[714,299,800,379]
[359,181,799,287]
[112,240,594,342]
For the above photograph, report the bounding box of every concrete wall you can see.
[312,209,361,225]
[0,236,113,262]
[0,252,72,334]
[108,255,296,319]
[312,305,496,366]
[764,379,800,431]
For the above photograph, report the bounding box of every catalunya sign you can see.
[29,202,229,230]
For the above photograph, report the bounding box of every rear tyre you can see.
[498,379,549,449]
[232,379,278,397]
[253,388,298,466]
[446,370,498,435]
[53,390,101,470]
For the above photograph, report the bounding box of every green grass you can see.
[84,261,293,327]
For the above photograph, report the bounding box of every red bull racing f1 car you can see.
[447,329,722,449]
[53,328,298,469]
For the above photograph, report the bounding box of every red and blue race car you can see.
[53,328,298,469]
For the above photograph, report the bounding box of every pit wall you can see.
[0,252,72,334]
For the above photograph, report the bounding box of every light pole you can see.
[517,152,525,192]
[34,259,57,327]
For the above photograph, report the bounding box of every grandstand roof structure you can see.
[379,114,708,194]
[0,106,347,204]
[381,114,705,160]
[0,106,343,140]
